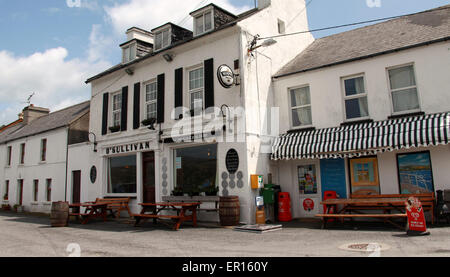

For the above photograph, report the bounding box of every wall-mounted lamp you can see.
[248,35,277,54]
[163,53,174,62]
[125,68,134,75]
[88,132,98,152]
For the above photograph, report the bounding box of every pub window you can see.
[342,75,369,120]
[111,92,122,128]
[189,66,204,116]
[46,179,52,202]
[388,64,420,114]
[3,180,8,201]
[349,157,380,195]
[6,146,12,166]
[154,28,170,51]
[41,138,47,162]
[107,155,137,194]
[145,81,158,121]
[290,86,312,128]
[19,143,25,165]
[33,180,39,202]
[397,151,434,194]
[194,10,213,36]
[123,43,136,63]
[174,144,217,193]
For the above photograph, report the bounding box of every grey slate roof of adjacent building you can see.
[0,101,90,144]
[274,5,450,78]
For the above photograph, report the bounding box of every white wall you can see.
[1,128,68,213]
[274,41,450,134]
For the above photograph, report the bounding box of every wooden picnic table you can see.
[69,203,110,225]
[133,202,201,231]
[316,197,409,229]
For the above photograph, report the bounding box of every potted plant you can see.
[109,125,121,133]
[189,186,201,197]
[141,118,156,127]
[13,204,23,213]
[172,186,184,196]
[204,185,219,196]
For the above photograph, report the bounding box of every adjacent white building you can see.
[270,6,450,219]
[0,102,90,213]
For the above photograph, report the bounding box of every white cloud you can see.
[0,48,110,124]
[104,0,251,34]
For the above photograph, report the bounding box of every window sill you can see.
[31,202,39,206]
[341,118,374,127]
[287,126,316,134]
[38,161,47,165]
[388,111,425,120]
[43,202,52,206]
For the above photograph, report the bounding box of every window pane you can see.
[345,97,369,119]
[196,15,204,34]
[155,32,162,49]
[147,103,157,119]
[189,68,204,90]
[108,155,137,194]
[204,12,212,31]
[392,88,420,113]
[113,112,121,126]
[162,30,169,47]
[292,106,312,126]
[191,90,203,115]
[175,145,217,192]
[344,77,365,96]
[389,65,416,90]
[129,44,136,60]
[113,94,122,111]
[146,83,157,102]
[290,87,310,107]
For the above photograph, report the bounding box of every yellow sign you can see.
[251,175,264,189]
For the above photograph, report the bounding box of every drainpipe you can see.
[64,127,69,202]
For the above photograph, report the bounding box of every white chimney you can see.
[22,105,50,125]
[258,0,271,9]
[126,27,154,45]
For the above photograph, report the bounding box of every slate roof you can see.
[0,101,90,144]
[274,5,450,78]
[85,7,261,84]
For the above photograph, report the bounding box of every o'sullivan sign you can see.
[405,197,430,236]
[105,142,151,155]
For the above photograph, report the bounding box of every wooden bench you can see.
[162,196,220,213]
[350,193,435,224]
[95,197,132,218]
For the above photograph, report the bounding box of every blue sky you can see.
[0,0,448,125]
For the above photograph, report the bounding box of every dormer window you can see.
[122,43,136,63]
[154,28,171,51]
[194,10,213,36]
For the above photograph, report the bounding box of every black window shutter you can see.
[174,68,183,119]
[121,86,128,131]
[133,82,141,129]
[157,74,165,123]
[204,58,214,109]
[101,92,109,135]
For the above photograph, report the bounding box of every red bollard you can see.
[278,192,292,222]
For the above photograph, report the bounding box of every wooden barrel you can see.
[50,201,69,227]
[219,196,240,226]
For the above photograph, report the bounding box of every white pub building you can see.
[82,0,314,223]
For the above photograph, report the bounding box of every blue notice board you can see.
[320,159,347,198]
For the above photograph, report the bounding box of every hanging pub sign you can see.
[105,141,151,155]
[217,64,235,88]
[225,149,239,174]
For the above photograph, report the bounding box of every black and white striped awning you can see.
[271,112,450,160]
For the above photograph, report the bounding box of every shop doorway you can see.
[72,170,81,204]
[17,179,23,206]
[143,152,156,203]
[296,163,321,218]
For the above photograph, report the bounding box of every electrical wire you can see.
[258,5,450,41]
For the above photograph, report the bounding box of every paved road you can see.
[0,211,449,257]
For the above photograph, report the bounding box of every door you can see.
[142,152,156,203]
[297,163,321,218]
[72,171,81,204]
[17,180,23,206]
